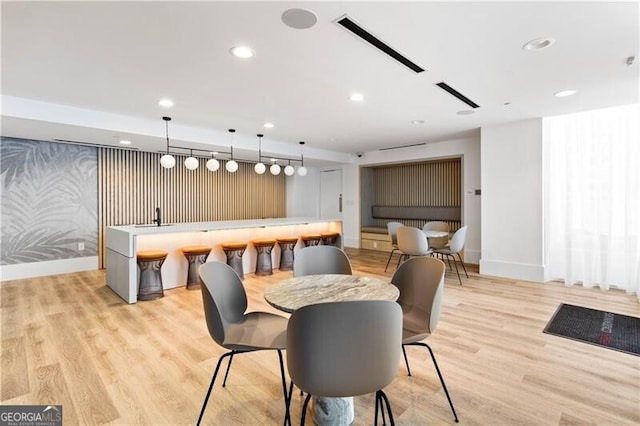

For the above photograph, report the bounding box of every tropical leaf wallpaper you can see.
[1,137,98,264]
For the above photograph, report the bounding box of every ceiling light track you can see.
[435,82,480,109]
[336,15,426,74]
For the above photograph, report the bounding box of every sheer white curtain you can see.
[544,104,640,299]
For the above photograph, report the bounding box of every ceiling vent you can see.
[53,139,138,150]
[336,15,426,74]
[435,82,480,109]
[379,142,426,151]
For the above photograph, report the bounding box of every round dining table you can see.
[264,273,399,425]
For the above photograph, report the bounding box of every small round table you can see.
[264,274,399,426]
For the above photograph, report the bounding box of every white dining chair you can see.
[396,226,432,268]
[433,225,469,285]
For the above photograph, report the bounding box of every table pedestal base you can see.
[312,396,354,425]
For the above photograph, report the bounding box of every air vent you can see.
[336,15,426,74]
[379,142,426,151]
[53,139,138,150]
[435,82,480,109]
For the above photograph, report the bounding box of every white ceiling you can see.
[1,1,638,163]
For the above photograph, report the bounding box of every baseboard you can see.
[479,259,544,283]
[0,257,99,281]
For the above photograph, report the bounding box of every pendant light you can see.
[206,152,220,171]
[297,141,307,176]
[225,129,239,173]
[270,159,281,175]
[160,116,176,168]
[254,134,266,174]
[184,149,199,170]
[284,160,295,176]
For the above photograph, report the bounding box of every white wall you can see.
[480,118,544,282]
[348,134,482,264]
[286,166,320,218]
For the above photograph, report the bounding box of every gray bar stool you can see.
[221,241,247,279]
[320,231,340,247]
[253,239,276,276]
[301,233,322,247]
[181,245,212,290]
[276,236,298,271]
[136,250,168,301]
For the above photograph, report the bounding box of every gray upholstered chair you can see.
[433,225,469,285]
[293,245,352,277]
[286,300,402,425]
[391,257,459,422]
[385,221,403,272]
[422,221,449,249]
[197,261,290,425]
[396,226,432,268]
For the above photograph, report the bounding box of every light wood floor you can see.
[1,248,639,425]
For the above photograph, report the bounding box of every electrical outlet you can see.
[77,242,85,251]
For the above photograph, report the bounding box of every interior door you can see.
[320,169,343,219]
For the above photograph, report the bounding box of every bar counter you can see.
[106,217,342,303]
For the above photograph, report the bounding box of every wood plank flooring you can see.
[1,248,639,425]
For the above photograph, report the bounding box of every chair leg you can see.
[449,254,462,285]
[222,350,236,387]
[384,249,397,272]
[401,345,412,376]
[379,390,395,425]
[374,391,380,426]
[413,342,459,423]
[197,350,234,425]
[277,350,291,426]
[445,253,453,270]
[456,253,469,278]
[300,393,312,425]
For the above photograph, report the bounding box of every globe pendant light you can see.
[270,160,281,175]
[184,149,199,170]
[206,154,220,171]
[297,141,307,176]
[160,116,176,168]
[284,161,295,176]
[254,134,266,174]
[225,129,238,172]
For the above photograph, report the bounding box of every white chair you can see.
[396,226,432,268]
[391,257,459,422]
[422,221,449,249]
[286,300,402,425]
[433,225,468,285]
[384,221,403,272]
[197,261,290,425]
[293,245,352,276]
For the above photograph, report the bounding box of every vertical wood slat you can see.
[371,158,462,231]
[97,149,286,268]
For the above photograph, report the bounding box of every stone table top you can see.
[264,274,399,313]
[423,230,449,238]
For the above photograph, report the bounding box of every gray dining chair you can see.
[391,257,459,422]
[396,226,432,268]
[433,225,469,285]
[422,221,449,249]
[293,245,352,276]
[197,261,290,425]
[286,300,402,425]
[384,221,403,272]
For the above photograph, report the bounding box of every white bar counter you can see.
[105,217,342,303]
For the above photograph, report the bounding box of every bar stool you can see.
[276,237,298,271]
[180,245,212,290]
[252,239,276,276]
[320,231,340,247]
[301,233,322,247]
[136,250,168,301]
[221,242,247,279]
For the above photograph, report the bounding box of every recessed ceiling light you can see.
[119,140,131,145]
[522,37,555,51]
[554,90,577,97]
[282,8,318,30]
[411,120,424,125]
[158,98,174,108]
[230,46,255,59]
[263,122,275,129]
[350,93,364,102]
[456,110,475,116]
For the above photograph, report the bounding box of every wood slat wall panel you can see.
[97,149,286,267]
[371,158,461,231]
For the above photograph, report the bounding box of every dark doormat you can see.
[543,303,640,356]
